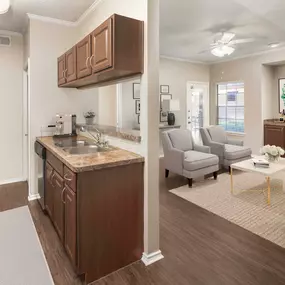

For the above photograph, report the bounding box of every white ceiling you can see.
[0,0,95,33]
[160,0,285,63]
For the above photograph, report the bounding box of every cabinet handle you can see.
[51,173,55,188]
[86,56,90,68]
[64,174,72,181]
[61,187,66,204]
[64,69,68,79]
[62,70,65,78]
[90,54,94,69]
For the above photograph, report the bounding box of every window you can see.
[217,82,244,133]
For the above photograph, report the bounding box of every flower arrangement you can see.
[260,145,285,162]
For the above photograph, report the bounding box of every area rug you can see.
[0,206,54,285]
[170,171,285,248]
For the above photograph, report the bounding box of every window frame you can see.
[216,81,245,135]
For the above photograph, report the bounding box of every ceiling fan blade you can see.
[221,32,235,44]
[198,48,213,54]
[230,38,255,45]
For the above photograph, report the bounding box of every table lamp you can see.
[162,99,180,126]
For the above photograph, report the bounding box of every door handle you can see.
[86,56,90,68]
[61,187,66,204]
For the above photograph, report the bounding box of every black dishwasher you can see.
[34,142,46,210]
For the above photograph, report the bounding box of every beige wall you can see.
[29,19,99,196]
[210,48,285,153]
[160,57,210,128]
[0,35,24,183]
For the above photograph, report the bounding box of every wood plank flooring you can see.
[2,164,285,284]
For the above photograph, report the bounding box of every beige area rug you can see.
[170,171,285,248]
[0,206,54,285]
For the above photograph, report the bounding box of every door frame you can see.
[186,81,210,130]
[23,58,31,185]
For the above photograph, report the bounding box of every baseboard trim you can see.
[28,194,40,201]
[0,178,26,186]
[141,250,164,266]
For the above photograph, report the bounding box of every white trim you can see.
[160,55,206,65]
[76,0,104,25]
[28,194,40,201]
[27,13,76,27]
[141,250,164,266]
[226,131,246,137]
[0,30,22,37]
[0,178,26,186]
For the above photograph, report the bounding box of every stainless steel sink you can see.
[62,145,115,155]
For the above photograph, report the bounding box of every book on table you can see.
[252,158,270,168]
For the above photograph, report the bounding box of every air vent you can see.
[0,35,11,47]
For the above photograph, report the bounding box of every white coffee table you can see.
[230,156,285,205]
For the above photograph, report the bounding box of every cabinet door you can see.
[65,47,77,83]
[91,18,113,73]
[58,54,66,86]
[53,171,65,241]
[76,35,92,79]
[65,185,77,267]
[264,125,285,148]
[45,163,54,219]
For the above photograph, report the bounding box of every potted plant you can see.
[260,145,285,162]
[84,111,96,125]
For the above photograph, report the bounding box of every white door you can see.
[186,82,209,143]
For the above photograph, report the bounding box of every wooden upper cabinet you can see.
[76,35,92,79]
[58,55,66,86]
[91,18,113,73]
[65,47,77,83]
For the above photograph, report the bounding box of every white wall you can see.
[160,57,210,129]
[261,65,275,120]
[97,85,117,126]
[0,35,24,183]
[28,19,99,197]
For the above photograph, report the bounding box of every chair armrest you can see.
[208,141,225,157]
[164,148,185,175]
[194,144,210,153]
[227,139,244,146]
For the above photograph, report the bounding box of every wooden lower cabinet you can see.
[45,162,54,219]
[53,171,65,241]
[64,185,77,267]
[44,150,144,284]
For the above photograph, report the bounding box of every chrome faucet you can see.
[79,126,109,148]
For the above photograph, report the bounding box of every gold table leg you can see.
[267,176,271,205]
[230,167,234,194]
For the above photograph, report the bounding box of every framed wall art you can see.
[279,78,285,113]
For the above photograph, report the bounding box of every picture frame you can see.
[160,85,170,94]
[135,100,141,114]
[160,94,172,122]
[278,78,285,113]
[133,83,140,99]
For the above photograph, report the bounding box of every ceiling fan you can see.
[202,32,255,57]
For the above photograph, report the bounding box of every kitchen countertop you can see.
[264,119,285,126]
[37,136,144,173]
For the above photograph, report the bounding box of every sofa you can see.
[161,129,219,187]
[200,126,252,172]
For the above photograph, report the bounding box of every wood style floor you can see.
[2,164,285,284]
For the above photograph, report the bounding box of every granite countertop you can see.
[37,136,144,173]
[264,119,285,126]
[77,123,141,143]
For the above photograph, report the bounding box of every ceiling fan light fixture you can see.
[211,45,235,57]
[0,0,10,14]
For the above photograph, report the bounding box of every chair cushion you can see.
[183,151,219,171]
[224,144,252,160]
[168,129,193,151]
[208,126,227,144]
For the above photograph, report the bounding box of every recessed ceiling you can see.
[160,0,285,63]
[0,0,95,33]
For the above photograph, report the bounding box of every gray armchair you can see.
[161,129,219,187]
[200,126,252,172]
